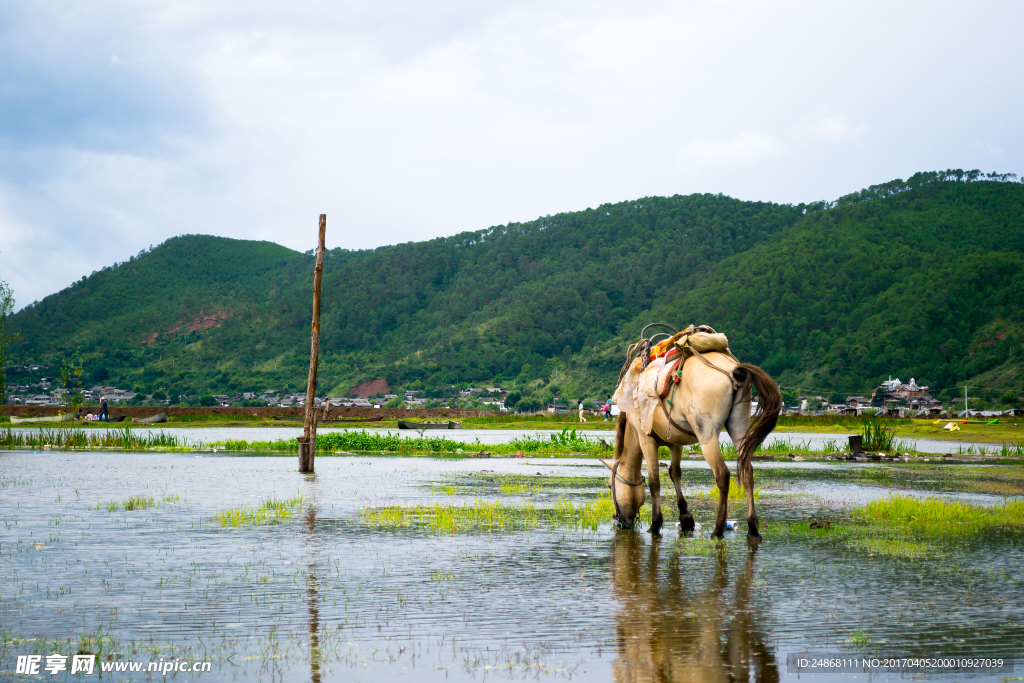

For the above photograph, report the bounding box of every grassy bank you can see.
[3,424,1022,459]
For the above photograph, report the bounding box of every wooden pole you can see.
[299,214,326,473]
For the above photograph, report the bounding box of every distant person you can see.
[99,396,109,421]
[578,401,586,423]
[604,396,612,421]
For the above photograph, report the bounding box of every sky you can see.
[1,0,1022,309]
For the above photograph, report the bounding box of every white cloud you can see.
[677,132,786,171]
[0,0,1022,308]
[792,110,870,144]
[974,139,1003,155]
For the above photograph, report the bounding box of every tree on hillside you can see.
[58,349,85,415]
[0,281,17,404]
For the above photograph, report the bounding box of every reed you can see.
[0,426,189,451]
[861,422,897,451]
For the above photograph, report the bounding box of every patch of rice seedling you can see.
[161,493,180,503]
[550,496,615,530]
[439,485,458,496]
[499,482,534,495]
[361,499,538,534]
[847,630,871,648]
[213,496,304,527]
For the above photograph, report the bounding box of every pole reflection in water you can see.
[303,473,322,683]
[610,533,779,683]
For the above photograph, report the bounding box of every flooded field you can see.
[2,450,1022,682]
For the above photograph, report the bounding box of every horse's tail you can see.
[731,363,782,476]
[613,411,627,462]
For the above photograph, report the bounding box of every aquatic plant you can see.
[213,496,304,527]
[861,422,897,451]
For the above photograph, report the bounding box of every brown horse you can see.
[603,350,781,538]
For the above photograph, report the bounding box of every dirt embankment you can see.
[0,405,498,420]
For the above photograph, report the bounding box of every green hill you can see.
[6,170,1023,407]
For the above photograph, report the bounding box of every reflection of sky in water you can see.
[6,426,1005,454]
[0,452,1020,682]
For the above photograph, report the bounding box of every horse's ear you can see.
[599,458,618,471]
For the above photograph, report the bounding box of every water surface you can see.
[1,451,1020,682]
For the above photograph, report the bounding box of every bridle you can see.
[610,460,646,527]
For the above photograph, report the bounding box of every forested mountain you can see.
[6,170,1023,406]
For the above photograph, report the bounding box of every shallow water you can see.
[1,451,1021,682]
[6,426,1004,454]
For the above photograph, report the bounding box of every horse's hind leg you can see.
[726,400,760,539]
[668,445,695,531]
[697,433,729,538]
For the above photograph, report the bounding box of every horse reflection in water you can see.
[610,534,779,683]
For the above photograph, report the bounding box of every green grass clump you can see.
[856,494,1024,533]
[214,496,304,527]
[124,495,154,511]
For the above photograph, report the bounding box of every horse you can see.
[602,344,781,539]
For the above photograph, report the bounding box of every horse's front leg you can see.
[668,445,695,531]
[637,434,664,535]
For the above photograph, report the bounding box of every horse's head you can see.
[600,458,646,529]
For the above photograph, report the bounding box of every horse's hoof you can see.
[649,516,663,535]
[746,534,762,548]
[679,514,696,532]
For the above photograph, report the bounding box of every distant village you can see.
[3,365,1020,417]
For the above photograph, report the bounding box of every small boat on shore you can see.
[134,411,168,424]
[398,420,462,430]
[10,413,75,424]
